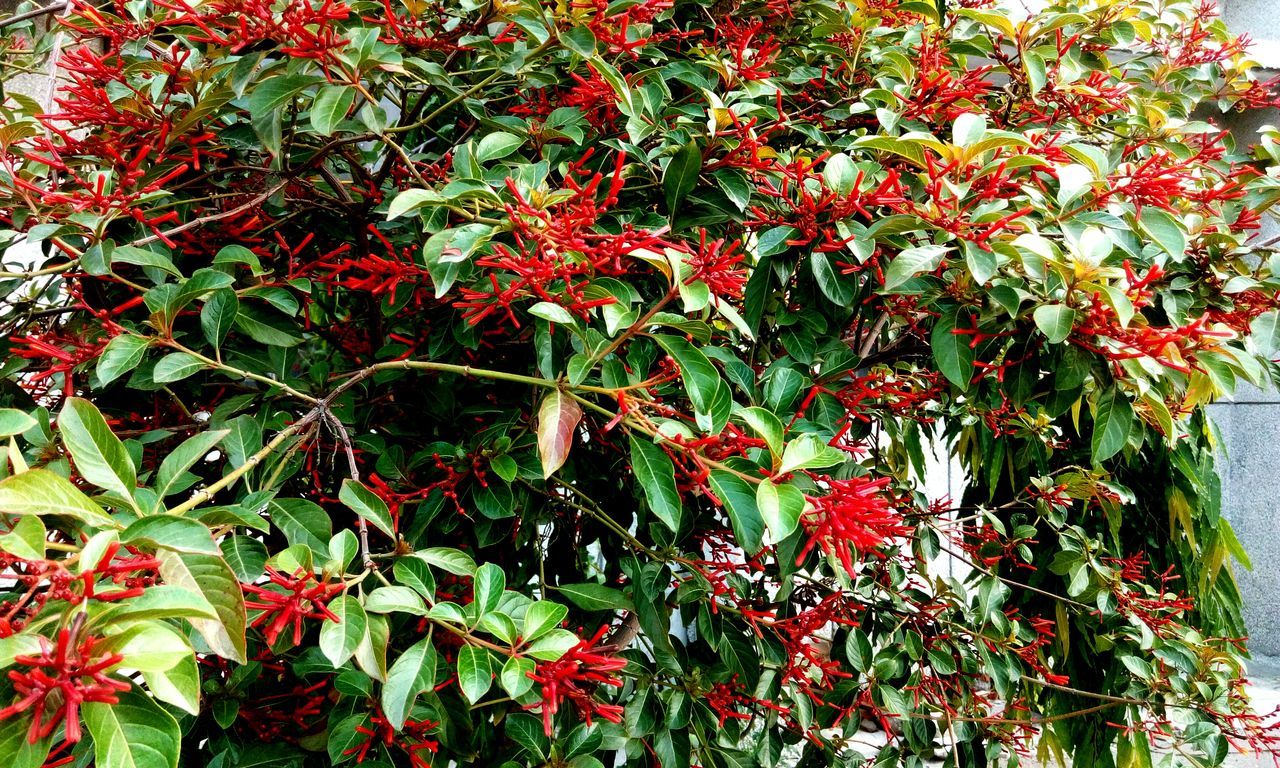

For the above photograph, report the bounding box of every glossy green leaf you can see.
[320,594,367,668]
[156,550,248,663]
[381,634,437,729]
[85,689,181,768]
[629,435,682,531]
[458,644,493,704]
[0,468,118,528]
[59,398,137,504]
[338,479,396,539]
[756,478,805,543]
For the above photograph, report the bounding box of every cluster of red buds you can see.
[1103,139,1245,218]
[155,0,352,71]
[1152,0,1250,69]
[704,675,791,727]
[684,230,748,298]
[831,370,944,424]
[525,625,626,736]
[797,475,909,577]
[455,152,665,327]
[716,21,781,83]
[749,157,906,252]
[898,33,995,125]
[344,709,440,768]
[512,68,622,133]
[955,524,1037,571]
[233,677,331,744]
[557,0,685,58]
[0,628,129,745]
[0,544,159,638]
[366,0,460,53]
[1102,553,1196,636]
[769,591,861,713]
[241,567,345,646]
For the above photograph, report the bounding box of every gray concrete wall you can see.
[1213,1,1280,658]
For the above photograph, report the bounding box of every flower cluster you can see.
[241,567,344,646]
[0,629,129,745]
[525,625,626,736]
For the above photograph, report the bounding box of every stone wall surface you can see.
[1212,0,1280,656]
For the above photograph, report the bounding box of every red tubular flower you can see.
[798,475,909,577]
[0,629,129,744]
[241,567,344,646]
[344,710,439,768]
[525,625,626,736]
[684,230,748,298]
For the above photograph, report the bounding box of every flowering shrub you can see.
[2,0,1280,766]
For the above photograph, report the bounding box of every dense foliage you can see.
[3,0,1280,766]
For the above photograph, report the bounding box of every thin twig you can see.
[0,1,67,29]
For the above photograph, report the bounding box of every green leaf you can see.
[822,153,858,196]
[310,84,355,136]
[736,406,785,458]
[523,601,568,642]
[952,112,987,147]
[97,335,150,386]
[756,479,805,543]
[220,535,267,581]
[777,434,845,475]
[473,562,505,618]
[152,352,205,384]
[708,471,764,553]
[475,131,524,163]
[320,594,367,668]
[269,498,333,557]
[629,435,682,531]
[1033,304,1076,344]
[1252,310,1280,356]
[536,389,582,479]
[500,655,536,698]
[555,583,634,612]
[338,479,396,540]
[122,515,219,555]
[810,252,855,305]
[418,547,476,576]
[883,245,949,290]
[364,586,427,615]
[0,468,118,528]
[200,289,238,350]
[59,398,137,504]
[156,550,248,663]
[142,654,201,715]
[248,74,321,115]
[663,140,702,214]
[527,628,579,660]
[108,621,193,672]
[233,311,303,349]
[931,306,975,390]
[381,635,437,729]
[560,25,597,57]
[458,644,493,704]
[102,585,218,622]
[0,408,35,438]
[391,557,435,599]
[111,245,181,277]
[0,714,53,768]
[156,430,228,498]
[387,188,444,220]
[0,515,45,561]
[356,614,390,682]
[85,689,181,768]
[652,335,723,419]
[1091,387,1133,464]
[1139,207,1187,259]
